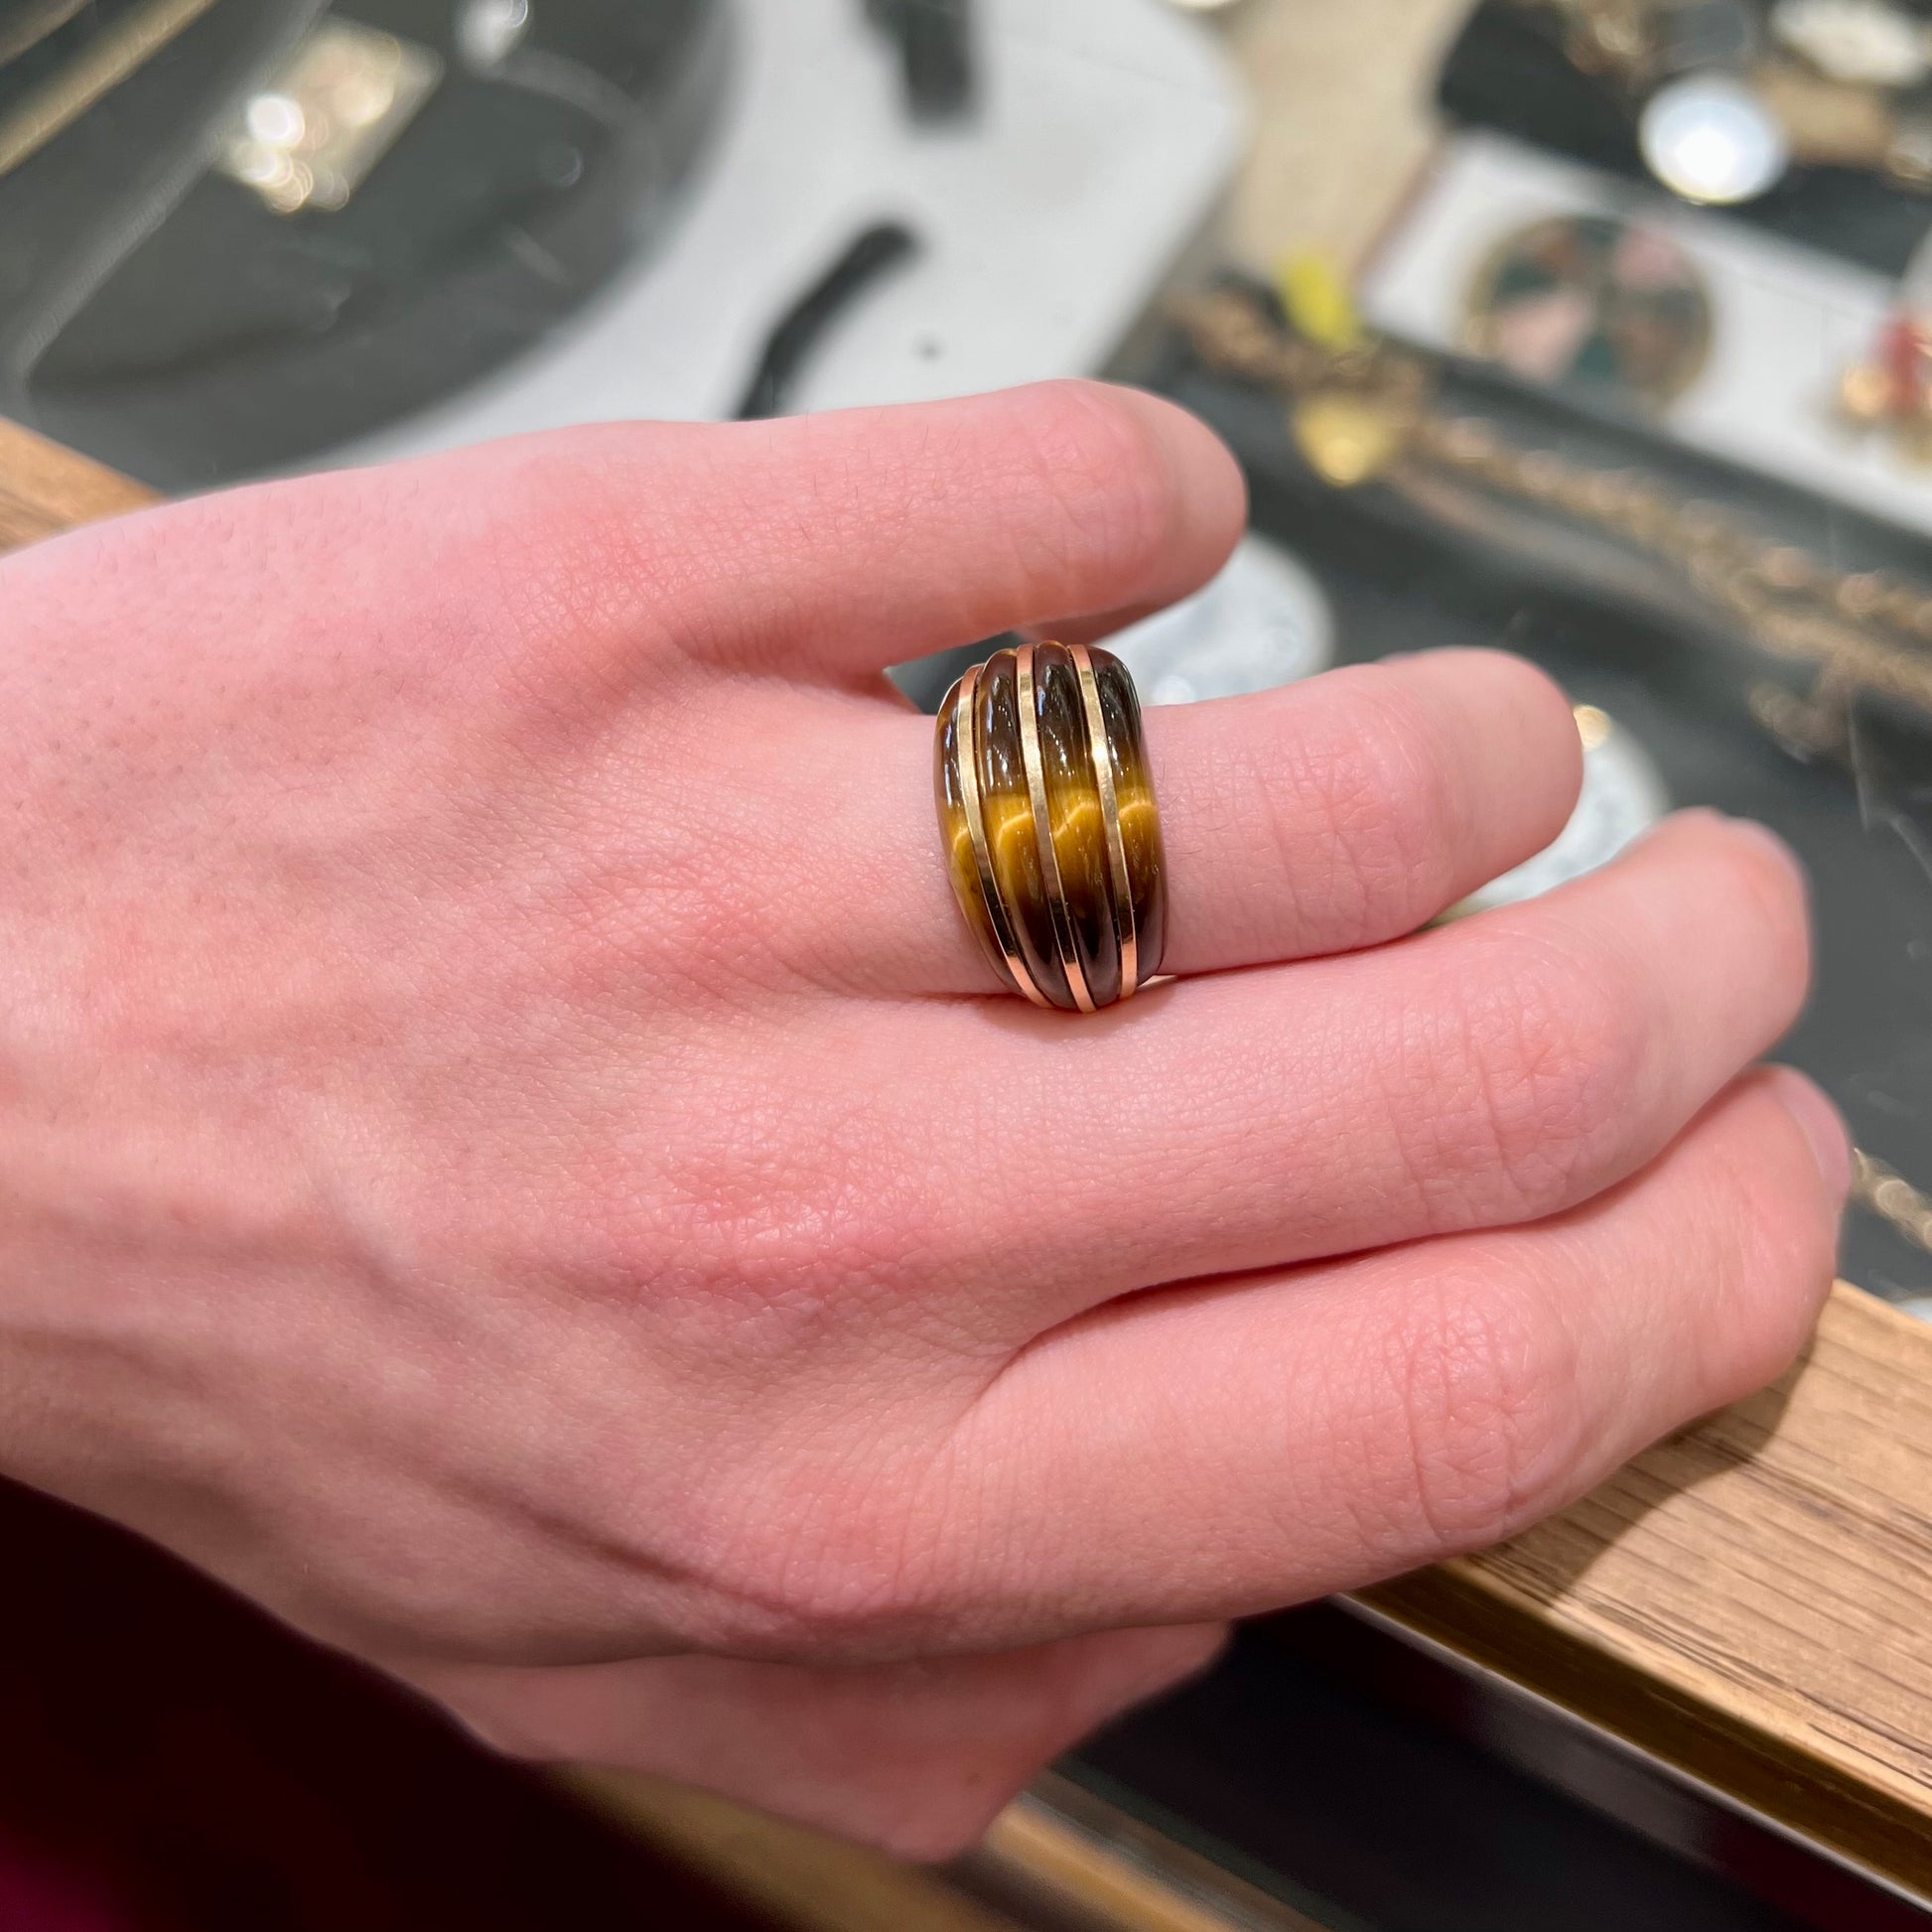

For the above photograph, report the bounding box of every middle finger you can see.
[795,647,1584,997]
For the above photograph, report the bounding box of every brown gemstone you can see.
[1093,648,1167,983]
[974,649,1074,1010]
[934,641,1166,1013]
[933,690,1022,1000]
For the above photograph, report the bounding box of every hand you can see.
[0,382,1845,1857]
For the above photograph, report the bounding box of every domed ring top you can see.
[934,642,1167,1014]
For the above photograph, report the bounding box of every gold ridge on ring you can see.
[934,641,1168,1014]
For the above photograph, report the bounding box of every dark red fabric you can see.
[0,1832,120,1932]
[0,1477,776,1932]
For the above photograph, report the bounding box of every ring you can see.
[934,641,1167,1013]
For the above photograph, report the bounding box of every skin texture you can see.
[0,381,1846,1859]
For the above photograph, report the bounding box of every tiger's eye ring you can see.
[934,641,1168,1014]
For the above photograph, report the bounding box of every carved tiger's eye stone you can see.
[976,648,1074,1010]
[934,640,1167,1014]
[934,692,1023,1000]
[1034,642,1122,1008]
[1094,650,1167,981]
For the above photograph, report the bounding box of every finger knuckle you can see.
[437,429,707,677]
[662,1117,950,1317]
[1427,932,1642,1221]
[1295,672,1464,932]
[1368,1263,1586,1553]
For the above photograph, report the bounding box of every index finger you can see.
[432,381,1249,682]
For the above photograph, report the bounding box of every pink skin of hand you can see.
[0,382,1846,1858]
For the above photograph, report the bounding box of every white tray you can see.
[334,0,1246,467]
[1359,130,1932,540]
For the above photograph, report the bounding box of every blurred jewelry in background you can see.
[456,0,534,71]
[1857,1151,1932,1257]
[0,0,1246,488]
[1772,0,1932,86]
[215,19,441,216]
[1464,212,1713,410]
[1452,705,1671,914]
[1639,69,1792,201]
[1840,223,1932,460]
[1106,536,1335,704]
[1360,129,1932,534]
[1840,307,1932,459]
[1178,277,1932,753]
[1510,0,1932,202]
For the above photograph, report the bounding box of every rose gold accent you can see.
[954,667,1051,1011]
[1015,644,1096,1015]
[1069,642,1140,1002]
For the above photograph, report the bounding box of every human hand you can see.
[0,382,1845,1855]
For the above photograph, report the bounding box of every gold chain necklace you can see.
[1856,1152,1932,1252]
[1531,0,1660,81]
[1173,286,1932,743]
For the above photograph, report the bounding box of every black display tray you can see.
[1056,1607,1927,1932]
[0,0,729,487]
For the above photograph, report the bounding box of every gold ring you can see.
[934,642,1167,1013]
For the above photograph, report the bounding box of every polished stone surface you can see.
[935,643,1166,1012]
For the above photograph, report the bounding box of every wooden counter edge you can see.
[1359,1283,1932,1900]
[7,428,1931,1908]
[0,420,156,552]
